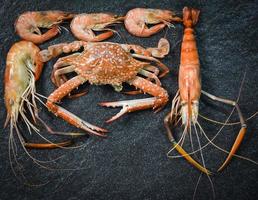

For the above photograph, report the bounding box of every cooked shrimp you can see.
[70,13,124,42]
[164,7,247,175]
[4,41,70,152]
[124,8,181,37]
[15,11,75,44]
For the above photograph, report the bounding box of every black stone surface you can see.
[0,0,258,199]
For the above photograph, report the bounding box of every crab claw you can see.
[99,97,156,123]
[57,105,109,137]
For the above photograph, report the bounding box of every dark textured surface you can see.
[0,0,258,199]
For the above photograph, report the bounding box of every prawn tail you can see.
[183,7,200,28]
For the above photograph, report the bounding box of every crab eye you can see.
[129,49,135,54]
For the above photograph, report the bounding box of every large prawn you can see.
[4,41,70,152]
[15,11,74,44]
[124,8,181,37]
[164,7,247,175]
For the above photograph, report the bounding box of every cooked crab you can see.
[39,40,170,136]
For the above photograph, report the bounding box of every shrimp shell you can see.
[15,11,75,44]
[70,13,124,42]
[4,40,43,133]
[124,8,181,37]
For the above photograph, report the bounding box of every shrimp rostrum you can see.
[164,7,247,174]
[4,41,71,152]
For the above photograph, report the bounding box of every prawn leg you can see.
[77,28,114,42]
[164,112,212,175]
[201,90,247,171]
[88,30,114,42]
[17,129,72,149]
[25,141,72,149]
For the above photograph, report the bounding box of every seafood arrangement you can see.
[4,6,257,196]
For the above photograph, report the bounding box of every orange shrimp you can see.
[15,11,75,44]
[70,13,124,42]
[124,8,181,37]
[4,41,70,151]
[164,7,246,174]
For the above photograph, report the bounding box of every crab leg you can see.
[39,41,87,62]
[131,54,169,78]
[144,65,160,76]
[124,68,161,95]
[140,69,161,86]
[52,65,75,86]
[100,76,169,123]
[51,53,80,85]
[46,75,108,137]
[52,65,88,98]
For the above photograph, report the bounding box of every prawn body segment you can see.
[179,8,201,129]
[15,11,75,44]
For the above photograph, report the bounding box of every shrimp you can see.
[164,7,247,174]
[4,41,70,152]
[124,8,181,37]
[15,11,75,44]
[70,13,124,42]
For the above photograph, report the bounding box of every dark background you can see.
[0,0,258,199]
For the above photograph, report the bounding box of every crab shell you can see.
[62,42,149,89]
